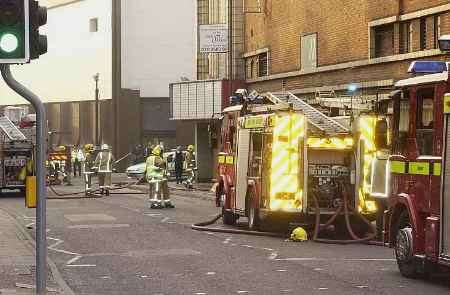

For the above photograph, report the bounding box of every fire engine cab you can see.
[217,90,381,233]
[385,61,450,277]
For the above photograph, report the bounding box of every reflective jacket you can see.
[93,151,115,172]
[145,155,166,181]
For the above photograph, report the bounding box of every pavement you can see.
[1,173,449,295]
[0,208,63,294]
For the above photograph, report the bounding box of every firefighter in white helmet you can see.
[93,144,115,195]
[145,145,174,209]
[183,144,196,189]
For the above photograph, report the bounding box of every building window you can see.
[258,52,268,77]
[419,17,427,50]
[89,18,98,32]
[374,24,394,57]
[301,33,317,70]
[245,52,268,79]
[399,21,411,54]
[434,15,441,49]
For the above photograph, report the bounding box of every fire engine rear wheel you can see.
[394,211,420,278]
[246,193,259,230]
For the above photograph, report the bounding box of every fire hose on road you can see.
[191,213,284,237]
[312,182,377,244]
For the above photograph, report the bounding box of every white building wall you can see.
[0,0,112,105]
[121,0,196,98]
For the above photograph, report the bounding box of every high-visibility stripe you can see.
[390,161,441,176]
[244,115,265,129]
[408,162,430,175]
[433,163,442,176]
[218,155,225,164]
[390,161,406,174]
[225,156,234,164]
[444,93,450,114]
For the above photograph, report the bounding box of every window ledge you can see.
[247,49,444,83]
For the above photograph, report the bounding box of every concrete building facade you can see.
[243,0,450,98]
[0,0,197,169]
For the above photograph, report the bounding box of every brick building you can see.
[243,0,450,99]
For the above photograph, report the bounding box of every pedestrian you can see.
[174,146,184,184]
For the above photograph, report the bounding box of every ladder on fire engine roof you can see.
[269,92,350,135]
[0,116,26,141]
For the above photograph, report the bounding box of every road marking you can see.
[101,276,111,279]
[275,257,395,262]
[241,244,254,248]
[318,287,329,290]
[314,268,324,271]
[66,264,96,267]
[356,285,369,289]
[275,269,287,272]
[195,293,207,295]
[263,247,274,251]
[161,217,170,223]
[223,237,232,244]
[237,291,249,294]
[206,272,216,275]
[67,224,130,229]
[144,213,162,217]
[66,256,81,265]
[64,214,116,222]
[268,253,278,260]
[281,290,292,293]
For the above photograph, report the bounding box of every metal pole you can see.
[94,73,100,146]
[0,64,47,294]
[228,0,233,86]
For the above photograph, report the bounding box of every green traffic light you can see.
[0,33,19,53]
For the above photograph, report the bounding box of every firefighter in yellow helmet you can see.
[145,145,174,209]
[183,144,196,189]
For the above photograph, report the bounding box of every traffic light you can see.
[29,0,47,60]
[0,0,29,63]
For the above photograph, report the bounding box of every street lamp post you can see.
[93,73,100,146]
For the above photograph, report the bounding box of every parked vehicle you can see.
[126,150,190,180]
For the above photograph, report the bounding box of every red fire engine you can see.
[216,90,381,234]
[385,61,450,277]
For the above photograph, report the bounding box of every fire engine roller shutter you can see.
[235,129,251,211]
[442,114,450,258]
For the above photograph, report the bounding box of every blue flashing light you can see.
[348,83,358,92]
[408,61,448,74]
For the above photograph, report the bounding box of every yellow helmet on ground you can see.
[187,145,194,152]
[290,227,308,242]
[152,145,162,156]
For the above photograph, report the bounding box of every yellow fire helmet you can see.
[290,227,308,242]
[152,145,162,156]
[187,145,194,152]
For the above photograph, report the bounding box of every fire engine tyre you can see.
[394,211,420,278]
[222,208,237,225]
[247,198,259,231]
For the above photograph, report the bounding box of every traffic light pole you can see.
[0,64,47,294]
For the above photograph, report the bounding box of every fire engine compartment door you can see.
[235,128,250,211]
[442,112,450,258]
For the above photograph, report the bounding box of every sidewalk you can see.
[0,209,63,295]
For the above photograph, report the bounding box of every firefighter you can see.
[183,144,196,189]
[93,144,115,195]
[145,145,173,209]
[84,144,95,172]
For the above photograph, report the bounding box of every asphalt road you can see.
[1,181,450,295]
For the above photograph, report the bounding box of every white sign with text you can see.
[199,24,229,53]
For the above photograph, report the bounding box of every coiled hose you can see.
[312,182,377,244]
